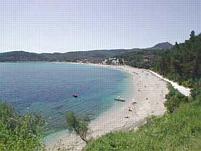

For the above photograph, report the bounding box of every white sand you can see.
[148,70,191,96]
[45,65,170,151]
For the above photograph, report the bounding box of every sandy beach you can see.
[45,65,169,151]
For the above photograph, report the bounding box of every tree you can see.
[119,58,124,65]
[175,42,179,49]
[190,30,195,40]
[66,112,89,143]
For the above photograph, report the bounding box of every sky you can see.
[0,0,200,53]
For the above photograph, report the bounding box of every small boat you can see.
[114,96,125,102]
[72,94,78,98]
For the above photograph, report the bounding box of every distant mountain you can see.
[0,49,140,62]
[150,42,173,50]
[0,51,46,62]
[0,42,172,62]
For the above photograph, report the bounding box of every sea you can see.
[0,62,133,135]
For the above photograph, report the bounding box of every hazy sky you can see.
[0,0,200,53]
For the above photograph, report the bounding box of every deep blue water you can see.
[0,62,132,134]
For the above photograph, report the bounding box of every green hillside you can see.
[154,32,201,87]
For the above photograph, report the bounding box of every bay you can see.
[0,62,132,134]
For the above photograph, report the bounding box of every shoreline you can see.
[89,65,169,137]
[45,64,169,151]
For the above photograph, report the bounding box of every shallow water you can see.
[0,62,133,134]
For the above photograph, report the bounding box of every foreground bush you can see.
[164,85,188,113]
[0,102,45,151]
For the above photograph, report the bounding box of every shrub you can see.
[165,86,188,113]
[66,112,89,143]
[0,102,44,151]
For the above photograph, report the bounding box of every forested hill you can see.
[0,42,171,62]
[154,31,201,87]
[0,49,138,62]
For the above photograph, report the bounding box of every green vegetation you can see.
[66,112,90,143]
[154,31,201,87]
[118,49,165,68]
[0,102,45,151]
[85,32,201,150]
[164,85,189,113]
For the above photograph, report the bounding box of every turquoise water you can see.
[0,62,133,134]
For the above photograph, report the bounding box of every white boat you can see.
[114,96,126,102]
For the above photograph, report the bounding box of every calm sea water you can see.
[0,62,133,134]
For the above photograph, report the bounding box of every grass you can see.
[85,88,201,151]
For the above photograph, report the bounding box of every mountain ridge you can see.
[0,42,172,62]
